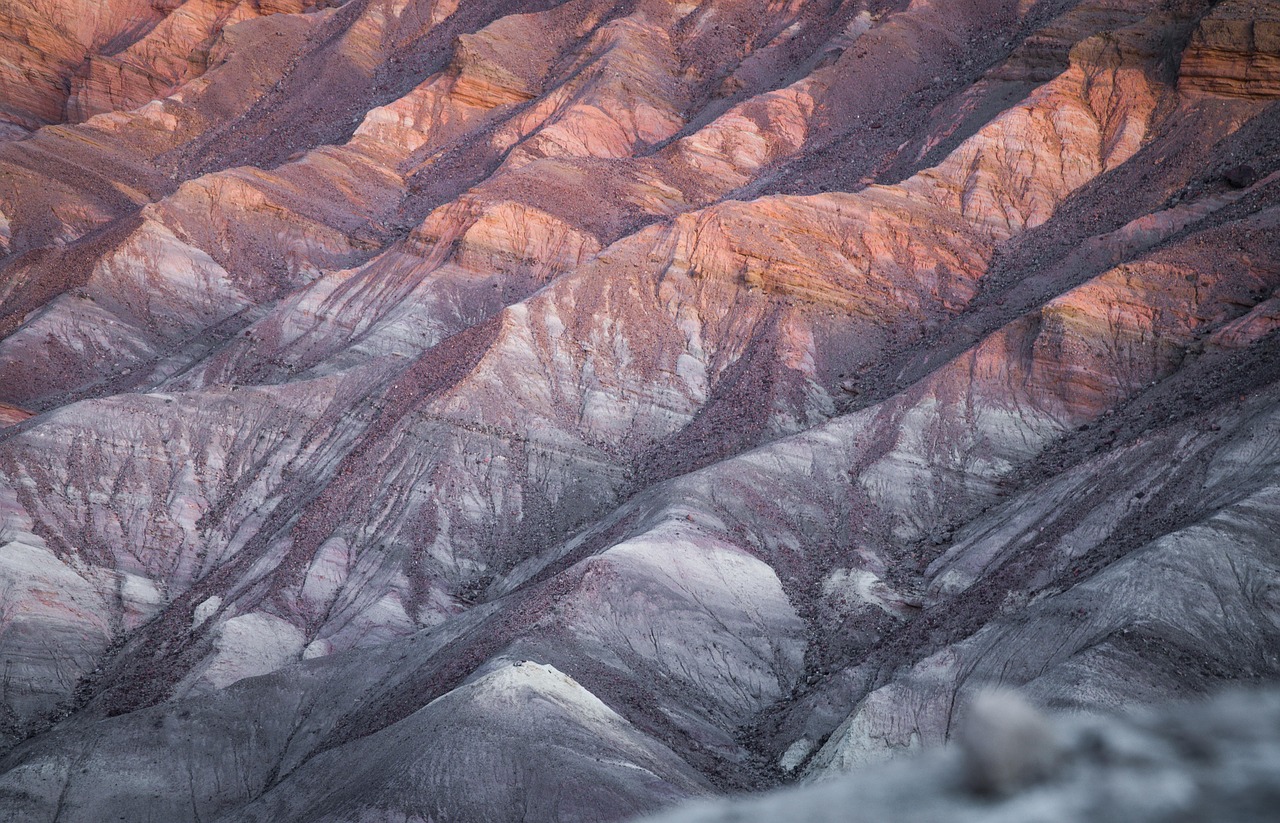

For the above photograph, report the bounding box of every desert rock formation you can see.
[0,0,1279,821]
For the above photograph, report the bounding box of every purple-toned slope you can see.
[0,0,1278,820]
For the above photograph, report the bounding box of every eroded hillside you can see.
[0,0,1278,821]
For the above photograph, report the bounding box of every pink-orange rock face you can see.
[65,0,319,123]
[1,1,1280,822]
[1180,0,1280,98]
[0,0,162,132]
[0,0,320,136]
[0,402,29,427]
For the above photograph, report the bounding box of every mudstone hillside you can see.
[0,0,1278,820]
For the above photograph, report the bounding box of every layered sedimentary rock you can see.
[0,0,1279,821]
[0,0,165,136]
[1179,0,1280,98]
[65,0,323,124]
[0,0,322,138]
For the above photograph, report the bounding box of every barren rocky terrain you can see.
[644,687,1280,823]
[0,0,1277,820]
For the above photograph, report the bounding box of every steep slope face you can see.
[0,0,165,137]
[0,0,324,138]
[0,0,1279,821]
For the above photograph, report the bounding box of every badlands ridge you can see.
[0,0,1279,820]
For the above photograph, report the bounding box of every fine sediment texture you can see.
[1,0,1279,821]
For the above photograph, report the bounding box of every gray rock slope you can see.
[640,687,1280,823]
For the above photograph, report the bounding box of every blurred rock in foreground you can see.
[640,687,1280,823]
